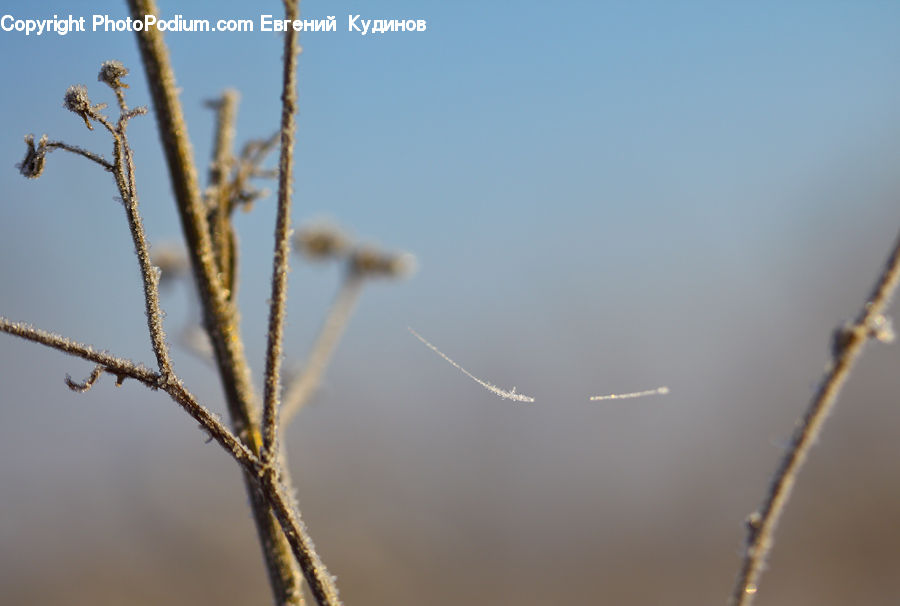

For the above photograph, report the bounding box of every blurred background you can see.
[2,1,900,604]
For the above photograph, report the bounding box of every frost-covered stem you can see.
[128,0,304,602]
[208,90,238,196]
[0,314,342,605]
[262,468,343,606]
[45,141,114,171]
[0,316,157,382]
[282,274,363,426]
[0,316,256,469]
[261,0,301,468]
[730,226,900,605]
[207,89,239,297]
[112,114,174,378]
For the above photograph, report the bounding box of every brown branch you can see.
[730,227,900,605]
[45,141,114,172]
[0,317,157,382]
[205,89,240,299]
[229,133,280,212]
[113,108,174,378]
[262,469,343,606]
[0,315,344,603]
[261,0,301,468]
[127,1,309,602]
[65,364,104,392]
[127,0,261,462]
[0,316,256,469]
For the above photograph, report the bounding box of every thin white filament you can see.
[408,327,535,403]
[590,386,669,401]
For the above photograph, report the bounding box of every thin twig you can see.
[261,0,302,468]
[164,379,261,471]
[205,90,239,299]
[229,133,280,211]
[45,141,114,171]
[0,316,257,469]
[282,274,363,426]
[0,316,344,606]
[111,106,174,378]
[730,227,900,606]
[0,316,157,383]
[262,469,343,606]
[65,364,104,392]
[127,2,305,602]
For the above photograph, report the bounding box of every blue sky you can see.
[2,1,900,426]
[3,0,900,449]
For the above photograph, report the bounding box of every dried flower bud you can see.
[98,60,129,89]
[349,246,417,279]
[63,84,106,130]
[17,134,49,179]
[294,224,351,261]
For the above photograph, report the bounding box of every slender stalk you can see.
[127,1,304,602]
[262,0,302,466]
[281,274,363,426]
[114,111,175,378]
[45,141,114,171]
[0,316,157,382]
[0,316,256,469]
[730,227,900,605]
[206,90,239,299]
[262,469,342,606]
[0,316,340,605]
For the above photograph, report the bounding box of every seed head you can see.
[349,246,417,279]
[294,223,351,261]
[98,60,129,89]
[17,134,49,179]
[63,84,106,130]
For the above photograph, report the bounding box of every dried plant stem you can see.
[730,227,900,606]
[261,0,301,468]
[206,90,239,298]
[45,141,114,171]
[262,469,342,606]
[207,91,238,197]
[113,116,174,378]
[128,0,305,602]
[0,316,157,383]
[0,316,255,468]
[65,364,104,392]
[282,274,363,425]
[0,315,341,605]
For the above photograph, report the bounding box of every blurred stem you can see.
[282,273,364,426]
[730,226,900,606]
[206,89,239,300]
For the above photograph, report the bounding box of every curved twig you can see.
[65,364,104,392]
[730,227,900,605]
